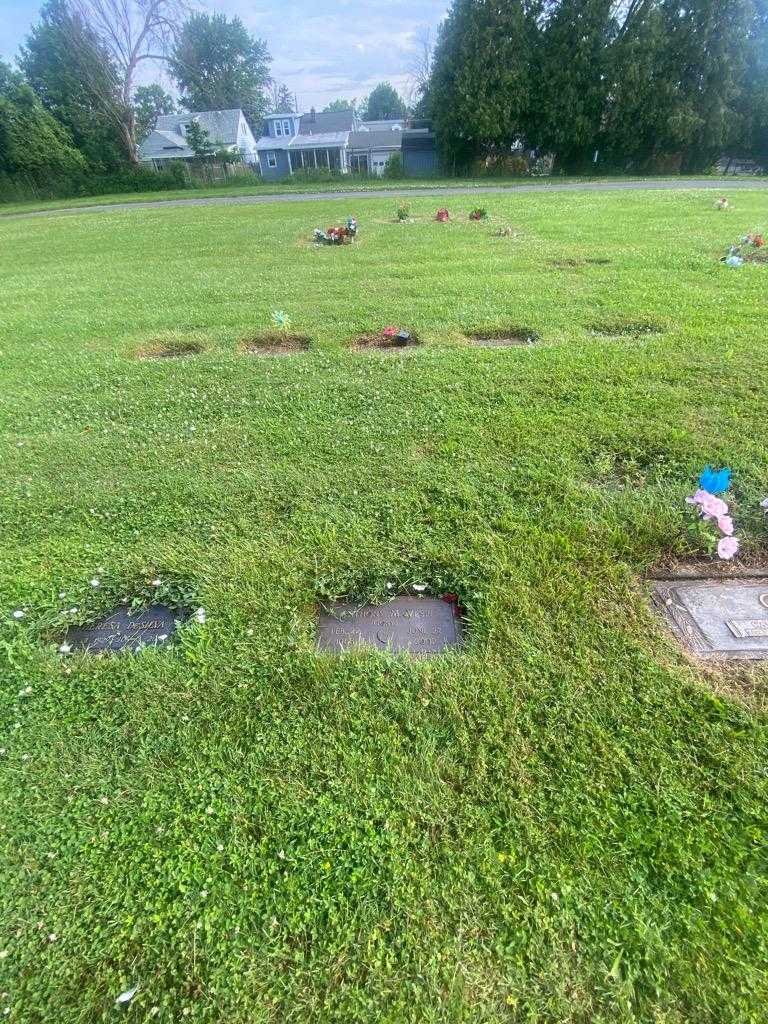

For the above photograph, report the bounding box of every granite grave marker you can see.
[652,577,768,660]
[63,604,184,654]
[317,596,462,655]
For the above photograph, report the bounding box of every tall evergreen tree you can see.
[18,0,125,170]
[532,0,614,173]
[426,0,540,170]
[171,13,271,129]
[736,0,768,168]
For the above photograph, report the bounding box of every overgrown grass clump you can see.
[1,190,768,1023]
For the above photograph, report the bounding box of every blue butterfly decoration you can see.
[699,466,732,495]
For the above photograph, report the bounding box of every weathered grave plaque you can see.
[317,597,462,656]
[64,604,183,654]
[652,578,768,660]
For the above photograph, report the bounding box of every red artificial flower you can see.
[436,208,450,222]
[382,326,399,337]
[754,234,765,248]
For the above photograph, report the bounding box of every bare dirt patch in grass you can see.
[240,332,311,356]
[467,327,539,348]
[137,336,205,360]
[351,330,421,352]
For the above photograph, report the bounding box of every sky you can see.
[0,0,447,109]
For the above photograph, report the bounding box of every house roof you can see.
[358,119,405,132]
[255,131,350,151]
[140,129,195,160]
[299,109,356,134]
[154,109,243,145]
[349,131,403,151]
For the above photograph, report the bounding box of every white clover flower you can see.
[59,643,72,655]
[413,585,427,593]
[151,579,162,587]
[12,611,24,620]
[194,608,206,624]
[90,579,100,588]
[48,934,57,943]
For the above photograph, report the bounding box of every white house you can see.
[139,109,258,167]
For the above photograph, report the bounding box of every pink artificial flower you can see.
[695,490,729,520]
[382,326,399,338]
[717,515,735,536]
[718,536,740,560]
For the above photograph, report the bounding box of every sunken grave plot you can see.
[466,327,540,348]
[61,604,188,655]
[652,573,768,661]
[317,595,463,656]
[351,328,420,351]
[137,337,205,360]
[240,332,311,356]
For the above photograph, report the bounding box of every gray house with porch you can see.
[255,109,408,180]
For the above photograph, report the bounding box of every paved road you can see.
[3,178,765,221]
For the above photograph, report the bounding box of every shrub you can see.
[0,164,194,204]
[396,202,411,221]
[383,153,403,179]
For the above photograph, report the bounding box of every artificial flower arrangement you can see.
[469,208,489,221]
[381,326,413,345]
[436,208,450,223]
[723,232,765,267]
[314,216,358,246]
[686,466,739,560]
[396,203,412,222]
[716,197,730,211]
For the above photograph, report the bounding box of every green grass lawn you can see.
[2,190,768,1023]
[1,173,766,217]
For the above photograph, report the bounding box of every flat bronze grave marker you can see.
[652,577,768,660]
[317,597,462,656]
[64,604,183,654]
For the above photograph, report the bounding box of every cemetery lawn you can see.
[2,188,768,1024]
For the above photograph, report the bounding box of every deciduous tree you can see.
[66,0,189,164]
[133,83,175,141]
[170,13,271,130]
[362,82,407,121]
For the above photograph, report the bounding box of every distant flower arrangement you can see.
[723,231,766,267]
[436,208,450,223]
[469,208,489,221]
[314,216,358,246]
[716,197,730,211]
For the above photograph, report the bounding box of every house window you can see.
[266,152,278,168]
[274,121,283,137]
[282,119,292,136]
